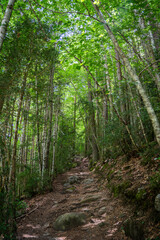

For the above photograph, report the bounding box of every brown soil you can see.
[16,157,156,240]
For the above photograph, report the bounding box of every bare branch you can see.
[16,205,39,220]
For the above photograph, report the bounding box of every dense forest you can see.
[0,0,160,239]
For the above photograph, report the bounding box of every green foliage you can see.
[0,189,16,240]
[0,0,160,238]
[106,169,115,183]
[16,199,27,216]
[109,180,132,197]
[136,188,147,201]
[140,142,159,166]
[0,190,7,236]
[101,117,135,159]
[149,170,160,192]
[17,165,41,197]
[54,118,77,174]
[42,171,53,192]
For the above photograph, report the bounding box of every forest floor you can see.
[17,157,159,240]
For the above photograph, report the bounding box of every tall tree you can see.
[87,77,99,163]
[90,0,160,146]
[0,0,16,51]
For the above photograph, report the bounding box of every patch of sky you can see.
[37,8,44,12]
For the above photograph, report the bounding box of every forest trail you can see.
[17,157,133,240]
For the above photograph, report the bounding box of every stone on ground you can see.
[83,178,94,185]
[67,175,80,184]
[98,206,106,215]
[80,194,101,204]
[54,212,86,231]
[155,194,160,212]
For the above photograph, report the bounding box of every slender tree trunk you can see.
[24,111,30,165]
[8,97,16,166]
[0,0,16,51]
[10,70,27,238]
[42,105,48,175]
[87,77,99,163]
[113,104,138,150]
[91,1,160,146]
[148,20,160,55]
[20,97,30,169]
[2,96,11,174]
[139,17,160,91]
[104,58,138,149]
[31,135,35,170]
[52,109,59,175]
[0,95,5,115]
[127,81,148,144]
[102,94,108,158]
[120,31,159,88]
[104,54,113,119]
[84,116,89,157]
[115,49,125,114]
[44,63,55,174]
[73,95,76,156]
[11,73,27,182]
[103,95,108,124]
[36,75,42,174]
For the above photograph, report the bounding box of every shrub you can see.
[149,170,160,192]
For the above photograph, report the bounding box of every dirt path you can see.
[17,158,133,240]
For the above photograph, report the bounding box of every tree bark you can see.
[10,70,27,237]
[0,95,5,115]
[73,95,77,156]
[127,81,148,144]
[87,77,99,163]
[52,109,59,175]
[0,0,16,51]
[115,49,125,114]
[11,72,27,183]
[20,98,30,169]
[36,74,42,174]
[104,54,113,119]
[44,63,55,173]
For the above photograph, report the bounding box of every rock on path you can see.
[54,212,86,231]
[17,157,133,240]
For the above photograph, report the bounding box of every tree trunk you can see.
[73,95,76,156]
[44,63,55,173]
[84,116,90,157]
[87,77,99,163]
[11,72,27,183]
[36,75,42,174]
[115,49,125,114]
[10,69,27,238]
[127,81,148,144]
[42,104,49,175]
[0,95,5,115]
[20,97,30,169]
[139,17,160,92]
[52,109,59,175]
[148,20,160,56]
[0,0,16,50]
[91,1,160,146]
[104,54,113,119]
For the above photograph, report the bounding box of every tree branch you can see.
[139,60,160,76]
[33,0,102,23]
[64,48,100,88]
[16,205,39,220]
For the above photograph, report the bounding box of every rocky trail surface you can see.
[17,158,134,240]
